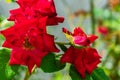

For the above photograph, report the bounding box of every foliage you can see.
[0,48,19,80]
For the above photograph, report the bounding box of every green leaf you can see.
[5,64,18,79]
[0,34,5,46]
[40,53,66,73]
[0,48,19,80]
[91,68,110,80]
[69,65,92,80]
[69,65,82,80]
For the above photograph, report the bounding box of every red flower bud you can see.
[98,26,108,35]
[62,27,98,46]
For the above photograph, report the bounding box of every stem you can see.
[90,0,96,47]
[55,42,71,45]
[24,65,37,80]
[90,0,95,34]
[56,54,63,57]
[24,69,29,80]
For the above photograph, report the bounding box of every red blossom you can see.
[0,18,59,72]
[1,0,63,73]
[9,33,59,73]
[17,0,56,16]
[98,26,108,35]
[61,46,101,78]
[1,18,60,51]
[8,0,64,25]
[10,47,48,73]
[62,27,98,46]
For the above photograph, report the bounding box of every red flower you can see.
[62,27,98,46]
[8,0,64,25]
[0,18,59,73]
[98,26,108,35]
[61,46,101,78]
[9,33,59,73]
[17,0,56,16]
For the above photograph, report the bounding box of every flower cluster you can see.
[0,0,101,78]
[0,0,64,73]
[61,27,101,78]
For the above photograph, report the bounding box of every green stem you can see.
[90,0,96,47]
[55,54,63,57]
[55,42,71,45]
[90,0,95,34]
[24,65,37,80]
[24,69,29,80]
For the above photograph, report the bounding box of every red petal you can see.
[9,48,29,65]
[57,17,64,23]
[74,57,86,78]
[73,35,88,46]
[29,34,44,50]
[27,60,35,74]
[47,16,64,26]
[2,41,12,48]
[9,47,45,73]
[61,46,75,63]
[83,48,101,74]
[62,27,72,35]
[47,17,58,25]
[30,49,48,67]
[38,17,47,32]
[73,48,86,78]
[73,27,86,36]
[87,34,98,44]
[43,34,60,52]
[34,0,57,17]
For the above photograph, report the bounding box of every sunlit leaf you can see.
[0,48,19,80]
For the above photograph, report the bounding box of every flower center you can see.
[23,38,34,50]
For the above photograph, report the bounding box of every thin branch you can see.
[55,42,71,45]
